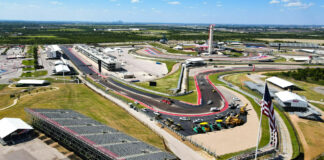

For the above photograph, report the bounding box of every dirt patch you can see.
[289,115,324,159]
[188,86,259,156]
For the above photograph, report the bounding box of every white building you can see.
[275,91,308,109]
[185,58,205,67]
[55,64,70,74]
[266,76,296,89]
[17,79,50,87]
[75,45,121,71]
[0,118,33,145]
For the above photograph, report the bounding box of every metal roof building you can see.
[17,79,50,87]
[266,76,295,89]
[0,118,33,145]
[26,108,177,160]
[244,81,276,98]
[54,64,70,74]
[275,91,308,108]
[75,45,121,71]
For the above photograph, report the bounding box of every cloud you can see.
[50,1,62,5]
[131,0,139,3]
[269,0,280,4]
[216,1,223,7]
[168,1,180,5]
[284,1,313,8]
[270,0,314,9]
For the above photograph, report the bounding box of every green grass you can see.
[158,60,177,73]
[0,83,165,150]
[150,42,197,55]
[0,84,7,90]
[33,70,48,77]
[21,70,48,77]
[22,59,35,66]
[274,57,287,63]
[23,35,57,38]
[136,68,181,94]
[23,67,35,71]
[274,105,301,159]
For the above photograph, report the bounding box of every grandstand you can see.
[269,43,319,48]
[25,108,177,160]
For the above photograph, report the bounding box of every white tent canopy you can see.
[0,118,33,139]
[17,79,48,85]
[266,76,295,89]
[55,64,70,73]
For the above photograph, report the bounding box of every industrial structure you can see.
[46,45,62,59]
[75,45,121,71]
[208,24,215,55]
[25,108,177,160]
[185,58,205,67]
[0,118,33,145]
[54,57,71,75]
[275,91,308,111]
[244,81,276,98]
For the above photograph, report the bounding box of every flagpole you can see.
[255,107,263,160]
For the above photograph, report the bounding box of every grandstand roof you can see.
[55,64,70,73]
[0,118,33,139]
[26,109,176,160]
[266,76,295,89]
[17,79,49,85]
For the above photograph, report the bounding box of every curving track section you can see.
[61,45,282,117]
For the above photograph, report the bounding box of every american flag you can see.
[261,83,277,132]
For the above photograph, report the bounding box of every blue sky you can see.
[0,0,323,25]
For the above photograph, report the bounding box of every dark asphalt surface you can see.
[60,45,279,136]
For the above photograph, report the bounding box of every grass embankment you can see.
[158,60,177,73]
[223,73,301,159]
[0,83,165,150]
[85,77,145,109]
[150,42,197,55]
[0,85,16,108]
[136,68,198,104]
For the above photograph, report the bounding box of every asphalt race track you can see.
[61,45,281,116]
[60,45,296,135]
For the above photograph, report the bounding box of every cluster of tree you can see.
[267,68,324,85]
[32,46,39,69]
[1,22,324,44]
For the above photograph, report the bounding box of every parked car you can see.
[210,107,220,112]
[179,117,191,121]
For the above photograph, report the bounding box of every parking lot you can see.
[71,46,168,82]
[0,47,24,84]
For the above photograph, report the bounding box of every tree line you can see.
[266,68,324,85]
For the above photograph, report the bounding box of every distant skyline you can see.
[0,0,323,25]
